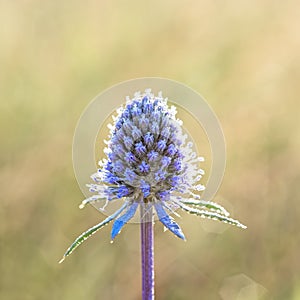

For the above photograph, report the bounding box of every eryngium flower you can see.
[60,89,246,262]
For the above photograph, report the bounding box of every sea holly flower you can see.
[60,89,246,264]
[60,89,246,300]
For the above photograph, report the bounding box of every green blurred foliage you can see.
[1,1,300,299]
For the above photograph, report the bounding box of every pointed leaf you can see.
[181,199,230,216]
[155,203,185,240]
[59,202,128,263]
[177,202,247,229]
[111,202,139,240]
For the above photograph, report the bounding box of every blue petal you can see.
[111,202,139,240]
[148,150,158,162]
[135,142,147,156]
[155,203,185,240]
[157,140,167,152]
[140,180,151,198]
[139,161,150,173]
[161,156,171,167]
[124,136,133,150]
[167,144,177,156]
[125,152,137,164]
[144,132,154,147]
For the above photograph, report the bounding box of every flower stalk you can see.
[140,204,154,300]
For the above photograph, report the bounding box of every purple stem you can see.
[140,204,154,300]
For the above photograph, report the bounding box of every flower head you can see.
[60,89,246,263]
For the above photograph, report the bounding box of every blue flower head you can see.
[60,89,246,262]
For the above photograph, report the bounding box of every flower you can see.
[60,89,246,263]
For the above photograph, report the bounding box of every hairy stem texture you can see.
[141,204,154,300]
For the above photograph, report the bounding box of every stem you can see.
[140,204,154,300]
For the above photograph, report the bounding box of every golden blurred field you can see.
[1,1,300,299]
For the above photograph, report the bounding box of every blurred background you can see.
[1,1,300,299]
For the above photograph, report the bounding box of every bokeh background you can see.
[1,1,300,299]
